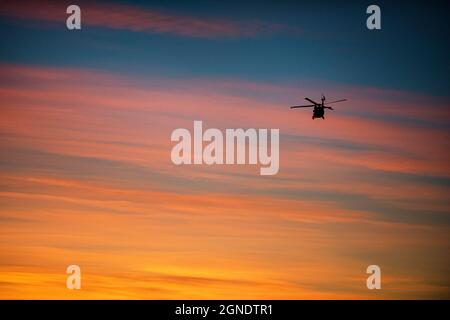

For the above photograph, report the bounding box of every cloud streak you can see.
[0,62,449,299]
[0,1,296,38]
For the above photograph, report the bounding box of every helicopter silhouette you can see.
[290,95,347,119]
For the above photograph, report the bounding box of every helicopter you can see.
[290,95,347,119]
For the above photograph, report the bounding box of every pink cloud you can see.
[1,62,448,180]
[1,62,449,299]
[0,1,296,38]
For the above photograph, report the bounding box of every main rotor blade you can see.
[305,97,319,105]
[290,104,314,109]
[324,99,347,105]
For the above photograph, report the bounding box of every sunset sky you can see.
[0,0,449,299]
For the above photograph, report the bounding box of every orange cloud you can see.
[0,62,449,299]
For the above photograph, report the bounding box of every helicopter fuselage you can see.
[312,105,325,119]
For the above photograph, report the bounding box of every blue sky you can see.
[0,0,448,96]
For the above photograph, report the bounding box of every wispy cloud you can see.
[0,1,297,38]
[1,62,449,299]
